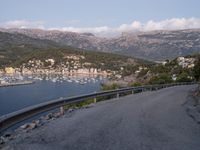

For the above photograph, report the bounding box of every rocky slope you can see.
[1,28,200,60]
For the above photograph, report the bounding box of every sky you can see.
[0,0,200,36]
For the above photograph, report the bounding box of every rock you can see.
[53,112,61,118]
[20,122,38,130]
[68,108,74,113]
[0,136,9,145]
[32,120,40,126]
[45,113,53,120]
[20,123,29,129]
[28,123,37,130]
[0,136,5,145]
[3,131,12,138]
[8,135,14,141]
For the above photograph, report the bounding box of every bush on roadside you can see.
[101,83,121,91]
[176,72,192,82]
[193,56,200,81]
[64,98,94,110]
[128,82,142,87]
[149,73,173,85]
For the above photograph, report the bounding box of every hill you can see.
[0,31,60,67]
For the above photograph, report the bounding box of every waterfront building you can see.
[5,67,15,74]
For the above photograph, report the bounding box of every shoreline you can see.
[0,81,35,87]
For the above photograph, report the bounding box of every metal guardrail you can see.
[0,82,196,134]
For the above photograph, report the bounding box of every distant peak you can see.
[80,33,95,36]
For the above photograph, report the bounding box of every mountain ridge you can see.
[1,28,200,60]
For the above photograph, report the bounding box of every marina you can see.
[0,74,106,86]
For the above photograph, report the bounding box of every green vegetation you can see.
[121,65,138,76]
[193,55,200,81]
[145,55,199,85]
[149,73,173,85]
[101,83,121,91]
[137,69,149,78]
[176,72,192,82]
[0,31,59,68]
[64,99,94,110]
[150,64,170,74]
[12,47,142,71]
[128,82,142,87]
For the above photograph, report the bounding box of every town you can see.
[0,54,114,86]
[0,55,197,86]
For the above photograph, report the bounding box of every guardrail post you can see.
[132,90,134,94]
[116,92,119,98]
[94,97,97,103]
[93,91,97,103]
[60,106,65,115]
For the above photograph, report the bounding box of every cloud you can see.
[52,18,200,36]
[49,26,110,33]
[48,26,115,37]
[143,18,200,31]
[116,18,200,32]
[1,18,200,37]
[0,20,45,29]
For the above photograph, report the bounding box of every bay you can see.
[0,78,103,116]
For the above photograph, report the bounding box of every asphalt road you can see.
[6,85,200,150]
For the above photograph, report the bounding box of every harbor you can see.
[0,73,106,87]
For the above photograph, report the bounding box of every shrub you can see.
[150,65,170,74]
[101,83,121,91]
[149,73,173,85]
[176,72,192,82]
[193,56,200,81]
[128,82,142,87]
[137,69,148,78]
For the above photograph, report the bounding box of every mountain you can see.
[0,28,103,50]
[1,28,200,60]
[114,30,200,60]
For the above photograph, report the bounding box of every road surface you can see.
[5,85,200,150]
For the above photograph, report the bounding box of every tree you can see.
[176,72,192,82]
[193,56,200,81]
[149,73,173,85]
